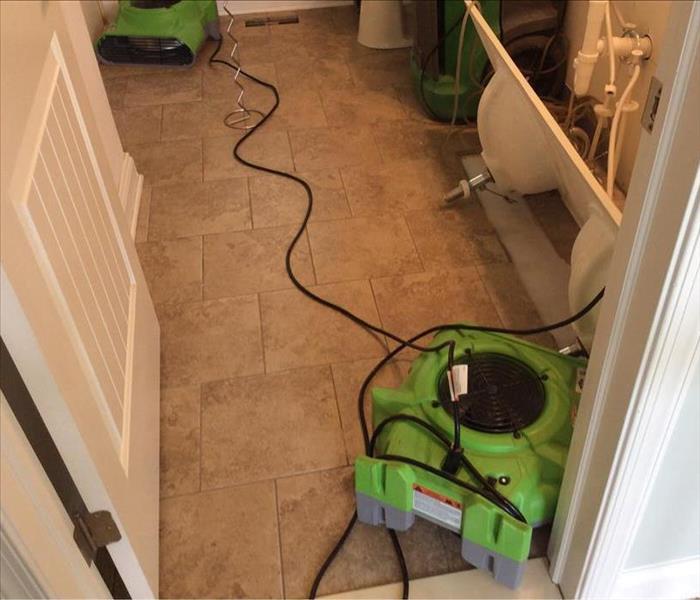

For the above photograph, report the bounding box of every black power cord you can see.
[208,37,605,599]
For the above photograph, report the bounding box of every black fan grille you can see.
[98,36,193,66]
[438,353,545,433]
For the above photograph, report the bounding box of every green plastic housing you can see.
[411,0,501,122]
[97,0,218,66]
[355,329,586,564]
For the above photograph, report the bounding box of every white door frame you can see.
[549,1,700,597]
[1,392,109,599]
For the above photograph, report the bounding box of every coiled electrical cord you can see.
[208,38,604,600]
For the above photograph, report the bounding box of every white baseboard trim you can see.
[324,558,561,599]
[612,557,700,599]
[118,152,143,240]
[216,0,353,16]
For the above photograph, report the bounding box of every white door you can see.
[0,1,159,597]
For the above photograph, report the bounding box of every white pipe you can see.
[607,61,641,199]
[573,0,608,96]
[614,110,628,171]
[596,35,652,59]
[604,1,616,88]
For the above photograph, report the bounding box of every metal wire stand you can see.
[222,4,264,130]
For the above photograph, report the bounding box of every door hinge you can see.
[642,76,663,133]
[72,510,122,565]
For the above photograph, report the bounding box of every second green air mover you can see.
[355,329,586,588]
[97,0,220,67]
[410,0,566,122]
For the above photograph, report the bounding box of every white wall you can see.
[625,367,700,568]
[564,1,672,193]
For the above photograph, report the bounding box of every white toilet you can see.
[357,0,412,49]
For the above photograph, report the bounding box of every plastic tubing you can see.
[452,1,475,125]
[607,63,640,199]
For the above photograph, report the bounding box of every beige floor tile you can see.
[372,120,461,165]
[99,63,154,81]
[275,56,353,93]
[135,184,151,243]
[348,50,412,89]
[160,386,200,498]
[321,87,407,126]
[525,190,579,265]
[129,139,202,186]
[201,62,277,113]
[276,467,458,598]
[307,216,423,284]
[314,33,379,61]
[161,99,236,141]
[476,263,556,349]
[104,77,127,110]
[113,105,162,148]
[405,208,508,270]
[160,482,282,599]
[201,366,346,489]
[149,178,251,241]
[203,227,314,298]
[394,84,437,124]
[330,358,411,462]
[203,131,293,180]
[238,32,311,63]
[266,87,328,131]
[136,237,202,305]
[289,125,381,171]
[260,280,387,372]
[371,268,502,343]
[159,296,264,387]
[250,169,350,229]
[340,158,460,216]
[124,69,202,106]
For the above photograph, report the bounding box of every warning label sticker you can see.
[412,484,462,532]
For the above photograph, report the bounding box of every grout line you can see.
[169,463,353,502]
[304,228,320,286]
[328,363,352,466]
[198,383,203,493]
[197,235,204,303]
[272,480,287,599]
[245,175,255,230]
[285,128,299,173]
[336,167,355,218]
[256,292,269,374]
[401,213,427,273]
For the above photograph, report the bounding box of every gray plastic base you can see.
[356,492,415,531]
[461,539,526,589]
[356,492,527,589]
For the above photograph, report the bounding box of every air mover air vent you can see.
[132,0,182,8]
[97,36,194,66]
[438,353,545,433]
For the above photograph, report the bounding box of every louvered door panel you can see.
[17,40,135,446]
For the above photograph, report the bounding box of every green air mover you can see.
[97,0,220,67]
[410,0,566,122]
[355,329,586,588]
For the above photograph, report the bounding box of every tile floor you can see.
[101,6,573,598]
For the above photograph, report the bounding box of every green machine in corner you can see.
[355,329,586,588]
[410,0,565,121]
[97,0,220,67]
